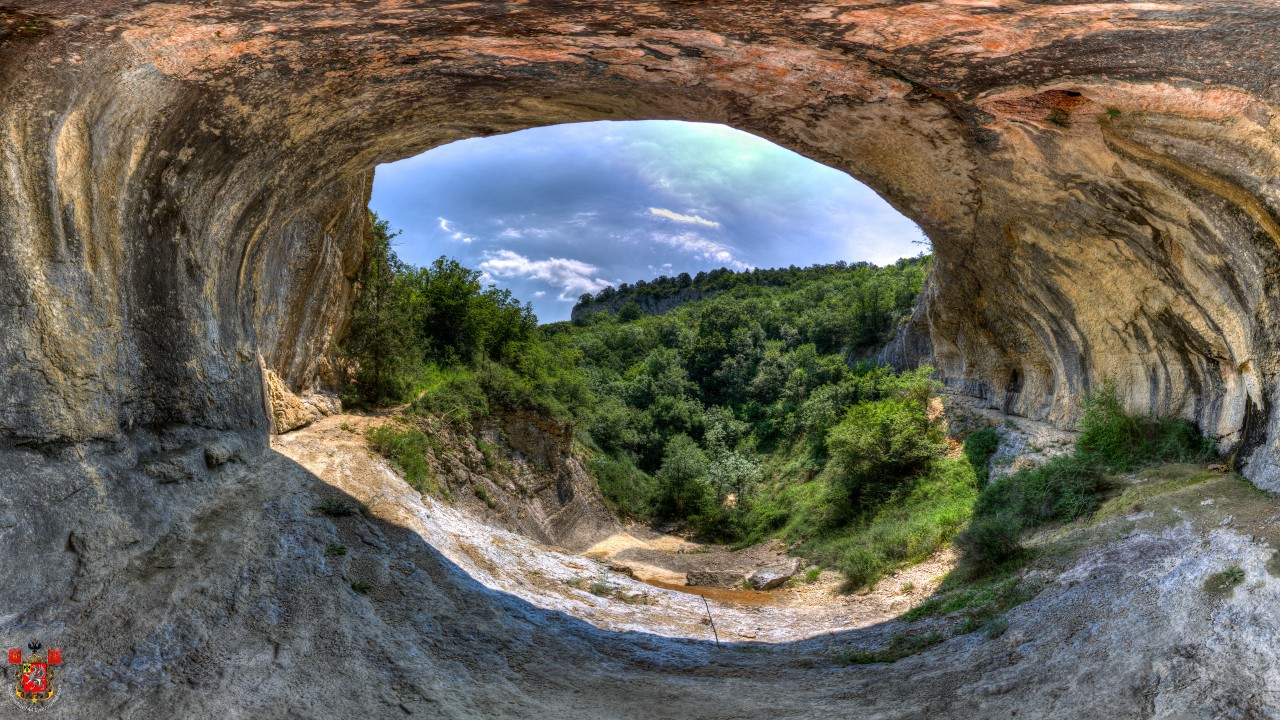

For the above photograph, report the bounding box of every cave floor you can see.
[45,410,1280,718]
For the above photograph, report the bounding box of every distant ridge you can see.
[570,259,925,324]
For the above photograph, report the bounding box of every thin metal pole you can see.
[701,596,720,647]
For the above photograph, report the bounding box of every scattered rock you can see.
[686,570,746,588]
[204,442,233,468]
[747,558,803,590]
[608,562,637,578]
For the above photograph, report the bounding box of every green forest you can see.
[346,212,1216,591]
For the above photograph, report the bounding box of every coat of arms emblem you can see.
[7,642,60,711]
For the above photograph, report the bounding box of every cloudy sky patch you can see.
[371,120,925,321]
[648,207,722,228]
[478,249,612,301]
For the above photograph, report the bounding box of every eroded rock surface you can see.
[5,1,1280,481]
[9,2,1280,717]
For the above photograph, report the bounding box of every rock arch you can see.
[7,4,1280,717]
[4,4,1280,473]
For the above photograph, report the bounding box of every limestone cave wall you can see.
[5,1,1280,485]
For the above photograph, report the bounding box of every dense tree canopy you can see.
[345,222,970,587]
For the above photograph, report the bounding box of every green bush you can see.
[1076,381,1215,471]
[952,513,1023,573]
[824,395,947,522]
[974,454,1109,525]
[963,427,1001,484]
[955,383,1217,575]
[367,424,439,494]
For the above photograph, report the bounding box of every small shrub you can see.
[324,543,348,558]
[955,383,1216,577]
[588,581,612,597]
[1204,565,1245,594]
[475,438,501,470]
[974,454,1109,526]
[1076,381,1215,472]
[349,579,374,594]
[953,513,1024,573]
[825,397,948,521]
[314,499,355,517]
[473,485,499,510]
[964,428,1001,484]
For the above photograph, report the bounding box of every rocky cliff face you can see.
[8,1,1280,486]
[401,410,621,552]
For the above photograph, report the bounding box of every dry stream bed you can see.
[275,413,1280,659]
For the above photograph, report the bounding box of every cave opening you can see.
[345,119,951,639]
[12,4,1280,714]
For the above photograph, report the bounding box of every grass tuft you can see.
[314,498,355,517]
[473,485,500,510]
[836,630,945,664]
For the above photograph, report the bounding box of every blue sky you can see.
[370,120,926,322]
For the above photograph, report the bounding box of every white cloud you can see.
[437,216,473,243]
[648,207,721,228]
[478,249,611,300]
[652,232,752,270]
[533,290,546,298]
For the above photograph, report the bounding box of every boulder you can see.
[747,558,803,591]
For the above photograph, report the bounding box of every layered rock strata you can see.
[7,2,1280,482]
